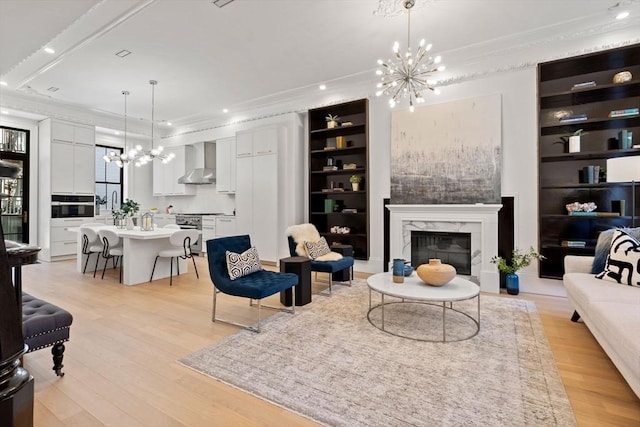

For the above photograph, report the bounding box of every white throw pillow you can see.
[226,246,262,280]
[304,237,331,260]
[596,229,640,287]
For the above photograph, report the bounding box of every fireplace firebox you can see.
[411,231,472,275]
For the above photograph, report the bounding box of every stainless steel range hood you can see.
[178,141,216,184]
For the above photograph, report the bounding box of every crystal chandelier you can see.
[103,90,142,167]
[135,80,174,167]
[375,0,445,112]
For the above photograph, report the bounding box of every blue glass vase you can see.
[506,273,519,295]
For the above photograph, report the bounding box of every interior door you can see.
[0,127,30,243]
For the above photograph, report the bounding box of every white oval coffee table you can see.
[367,271,480,342]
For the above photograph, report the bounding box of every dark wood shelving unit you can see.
[537,43,640,279]
[308,99,369,260]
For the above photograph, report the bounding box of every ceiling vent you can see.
[212,0,235,8]
[47,87,59,92]
[115,49,132,58]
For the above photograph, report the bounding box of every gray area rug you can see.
[180,279,576,426]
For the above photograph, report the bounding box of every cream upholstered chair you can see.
[80,226,104,276]
[149,229,199,286]
[97,229,123,282]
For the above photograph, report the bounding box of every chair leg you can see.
[119,258,123,283]
[150,255,160,282]
[176,257,180,276]
[329,274,332,294]
[93,253,100,278]
[101,256,109,279]
[169,258,174,286]
[212,285,217,322]
[191,255,199,279]
[83,252,91,274]
[256,299,261,333]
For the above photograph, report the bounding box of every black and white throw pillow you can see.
[304,237,331,260]
[596,229,640,287]
[226,246,262,280]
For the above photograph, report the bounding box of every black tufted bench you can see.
[22,292,73,376]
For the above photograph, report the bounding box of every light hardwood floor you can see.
[19,257,640,426]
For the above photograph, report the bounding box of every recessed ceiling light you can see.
[47,87,59,92]
[616,11,630,19]
[114,131,120,135]
[223,108,229,113]
[115,49,132,58]
[44,47,55,54]
[166,122,172,126]
[1,110,9,115]
[319,84,327,90]
[0,81,7,86]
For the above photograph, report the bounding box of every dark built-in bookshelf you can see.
[308,99,369,260]
[538,43,640,279]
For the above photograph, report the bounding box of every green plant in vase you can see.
[491,247,545,295]
[325,114,340,129]
[349,175,362,191]
[121,199,140,217]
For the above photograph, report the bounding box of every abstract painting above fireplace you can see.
[390,94,502,205]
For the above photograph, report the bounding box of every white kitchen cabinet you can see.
[216,137,236,193]
[47,120,96,195]
[49,218,90,258]
[215,216,236,237]
[38,119,97,262]
[235,126,280,263]
[201,217,216,254]
[152,145,195,196]
[152,214,176,228]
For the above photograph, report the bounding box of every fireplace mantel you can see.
[387,204,502,293]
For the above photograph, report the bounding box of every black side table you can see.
[280,257,312,306]
[331,244,353,282]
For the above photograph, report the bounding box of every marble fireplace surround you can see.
[388,204,502,294]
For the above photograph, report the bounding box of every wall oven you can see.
[51,195,94,218]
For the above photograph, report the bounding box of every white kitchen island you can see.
[70,225,198,286]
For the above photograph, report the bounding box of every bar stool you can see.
[150,229,199,286]
[97,229,123,282]
[80,226,104,276]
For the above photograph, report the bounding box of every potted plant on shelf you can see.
[490,247,545,295]
[558,129,587,153]
[326,114,340,129]
[349,175,362,191]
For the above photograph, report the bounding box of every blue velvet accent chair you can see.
[287,235,353,294]
[207,235,297,332]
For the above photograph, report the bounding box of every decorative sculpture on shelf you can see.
[566,201,597,213]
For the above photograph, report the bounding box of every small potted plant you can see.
[559,129,587,153]
[95,194,107,216]
[326,114,340,129]
[112,209,126,229]
[490,247,545,295]
[349,175,362,191]
[120,199,140,229]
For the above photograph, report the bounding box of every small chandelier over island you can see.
[375,0,445,112]
[103,90,143,167]
[135,80,174,167]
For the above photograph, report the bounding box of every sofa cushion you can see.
[591,227,640,274]
[588,301,640,378]
[226,246,262,280]
[596,230,640,287]
[565,273,640,311]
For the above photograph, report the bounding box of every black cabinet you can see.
[537,44,640,279]
[308,99,369,260]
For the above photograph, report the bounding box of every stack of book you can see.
[323,165,338,171]
[568,211,620,217]
[560,114,587,123]
[618,130,633,149]
[609,108,639,118]
[561,240,587,248]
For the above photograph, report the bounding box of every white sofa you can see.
[564,255,640,398]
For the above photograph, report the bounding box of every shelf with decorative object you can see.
[308,99,369,260]
[538,43,640,279]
